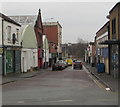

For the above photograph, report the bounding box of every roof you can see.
[96,21,109,35]
[89,42,94,45]
[0,13,21,26]
[9,15,37,25]
[43,21,62,28]
[109,2,120,13]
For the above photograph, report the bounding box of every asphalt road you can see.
[2,66,118,105]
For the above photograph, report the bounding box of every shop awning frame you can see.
[99,40,120,45]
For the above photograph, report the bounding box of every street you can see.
[2,66,118,105]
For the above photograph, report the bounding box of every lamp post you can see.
[44,18,54,68]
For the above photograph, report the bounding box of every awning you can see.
[99,40,120,45]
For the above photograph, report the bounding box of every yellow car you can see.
[66,59,73,66]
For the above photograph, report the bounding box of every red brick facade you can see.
[34,9,44,68]
[43,25,58,53]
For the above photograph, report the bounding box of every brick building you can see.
[95,22,109,74]
[98,2,120,78]
[34,9,44,69]
[108,2,120,78]
[43,22,62,65]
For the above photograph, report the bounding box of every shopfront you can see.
[99,40,120,78]
[110,44,119,78]
[5,46,21,74]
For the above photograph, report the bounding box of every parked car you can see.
[73,60,83,69]
[66,58,73,66]
[52,60,66,71]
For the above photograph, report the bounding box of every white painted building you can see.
[21,25,38,72]
[42,35,49,67]
[0,13,21,75]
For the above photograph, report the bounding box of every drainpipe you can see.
[2,19,5,76]
[108,23,111,75]
[118,6,120,78]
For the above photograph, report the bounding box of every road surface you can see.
[2,66,118,105]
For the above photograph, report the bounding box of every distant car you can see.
[52,60,66,71]
[73,60,83,69]
[66,58,73,66]
[73,59,77,62]
[58,60,68,68]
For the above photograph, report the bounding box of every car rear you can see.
[73,61,82,69]
[52,61,65,71]
[66,59,73,66]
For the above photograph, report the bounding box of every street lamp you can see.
[44,18,54,69]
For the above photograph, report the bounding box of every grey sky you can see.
[1,2,117,43]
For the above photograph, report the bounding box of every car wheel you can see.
[52,68,55,71]
[80,66,82,69]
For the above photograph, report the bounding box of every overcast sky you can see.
[0,2,118,43]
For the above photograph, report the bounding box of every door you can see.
[0,55,2,75]
[111,45,119,78]
[22,57,24,72]
[14,50,21,72]
[6,50,14,73]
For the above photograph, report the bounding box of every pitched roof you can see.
[34,9,43,31]
[109,2,120,13]
[0,13,21,26]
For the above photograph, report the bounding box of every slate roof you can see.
[0,13,21,26]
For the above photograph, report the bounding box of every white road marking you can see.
[49,100,73,102]
[17,101,24,104]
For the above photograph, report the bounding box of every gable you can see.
[22,25,37,48]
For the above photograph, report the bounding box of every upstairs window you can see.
[7,26,11,41]
[16,29,19,42]
[112,18,116,39]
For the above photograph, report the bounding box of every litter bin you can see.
[97,63,105,73]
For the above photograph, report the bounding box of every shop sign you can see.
[0,48,3,54]
[7,47,21,51]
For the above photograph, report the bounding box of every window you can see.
[7,26,11,41]
[16,29,19,42]
[112,18,116,39]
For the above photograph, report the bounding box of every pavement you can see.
[2,68,51,85]
[83,62,119,92]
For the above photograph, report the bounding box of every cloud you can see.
[1,2,117,43]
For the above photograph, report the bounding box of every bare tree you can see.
[67,38,88,58]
